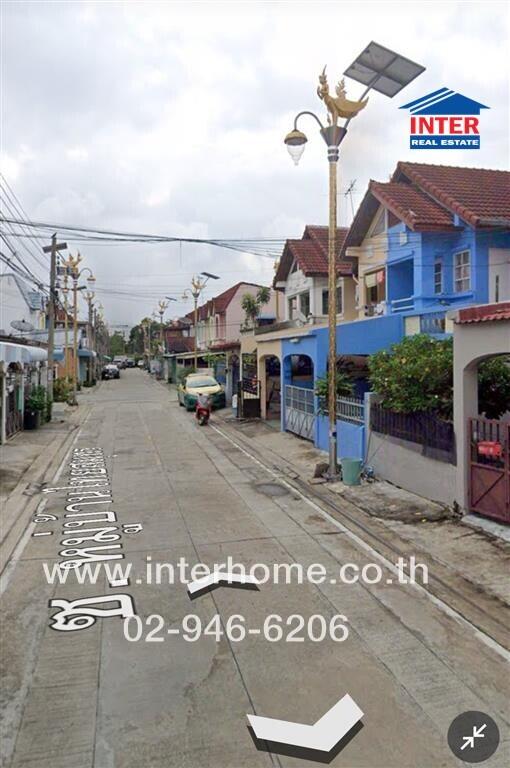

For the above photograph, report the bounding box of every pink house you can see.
[187,282,279,350]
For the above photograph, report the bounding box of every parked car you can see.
[101,364,120,380]
[113,356,127,369]
[177,373,226,411]
[126,358,135,368]
[137,360,145,368]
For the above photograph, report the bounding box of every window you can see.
[299,291,310,317]
[434,260,443,294]
[454,250,471,292]
[288,295,297,320]
[321,285,343,316]
[364,269,386,307]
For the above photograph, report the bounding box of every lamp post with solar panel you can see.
[182,272,219,370]
[284,42,425,479]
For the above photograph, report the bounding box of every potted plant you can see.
[24,386,47,430]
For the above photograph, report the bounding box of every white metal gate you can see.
[285,385,315,441]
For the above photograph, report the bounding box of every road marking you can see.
[0,413,90,595]
[187,571,259,596]
[32,531,52,537]
[210,424,510,663]
[247,693,363,752]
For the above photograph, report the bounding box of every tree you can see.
[478,356,510,419]
[108,332,126,357]
[368,335,454,418]
[241,286,271,327]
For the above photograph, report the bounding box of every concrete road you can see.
[1,370,508,768]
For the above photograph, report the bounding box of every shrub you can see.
[368,335,453,418]
[26,385,48,413]
[53,377,72,402]
[315,372,353,400]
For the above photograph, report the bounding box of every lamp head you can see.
[284,129,308,165]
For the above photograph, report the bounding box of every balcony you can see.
[390,296,415,313]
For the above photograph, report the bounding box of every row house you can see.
[177,281,280,402]
[343,162,510,338]
[187,282,278,350]
[250,161,510,473]
[273,225,356,323]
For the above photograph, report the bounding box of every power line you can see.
[0,215,285,259]
[0,190,49,274]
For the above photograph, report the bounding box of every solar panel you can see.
[344,41,425,97]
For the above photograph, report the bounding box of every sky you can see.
[1,0,509,328]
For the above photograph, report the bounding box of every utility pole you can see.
[43,234,67,405]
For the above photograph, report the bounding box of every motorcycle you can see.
[195,394,211,426]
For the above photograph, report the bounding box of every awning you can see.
[0,341,48,365]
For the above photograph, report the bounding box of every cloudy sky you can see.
[1,0,508,327]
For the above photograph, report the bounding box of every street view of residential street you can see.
[1,1,509,767]
[1,372,509,767]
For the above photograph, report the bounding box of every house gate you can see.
[469,417,510,523]
[285,385,315,441]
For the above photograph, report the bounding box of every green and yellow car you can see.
[177,373,226,411]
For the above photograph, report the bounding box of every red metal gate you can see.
[469,418,510,523]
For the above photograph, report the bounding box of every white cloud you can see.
[1,0,508,324]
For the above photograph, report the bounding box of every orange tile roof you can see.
[455,302,510,324]
[370,181,457,231]
[394,162,510,227]
[275,226,352,284]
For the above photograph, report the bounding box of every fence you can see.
[337,396,365,425]
[285,385,315,441]
[370,403,456,464]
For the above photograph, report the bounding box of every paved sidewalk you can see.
[0,400,91,574]
[214,410,510,607]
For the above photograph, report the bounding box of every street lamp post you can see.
[61,272,70,378]
[284,43,424,479]
[84,290,95,384]
[62,252,96,405]
[182,272,219,370]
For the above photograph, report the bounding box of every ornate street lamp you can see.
[182,272,219,369]
[61,252,96,405]
[284,42,424,478]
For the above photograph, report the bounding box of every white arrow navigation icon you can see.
[461,723,487,750]
[187,571,259,596]
[247,694,363,752]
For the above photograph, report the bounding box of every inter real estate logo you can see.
[400,87,489,150]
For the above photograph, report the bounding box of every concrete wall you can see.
[366,431,456,506]
[317,414,365,461]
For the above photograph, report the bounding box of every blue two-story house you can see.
[342,161,510,341]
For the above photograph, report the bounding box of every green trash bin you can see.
[341,458,362,486]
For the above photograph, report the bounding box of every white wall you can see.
[0,275,44,334]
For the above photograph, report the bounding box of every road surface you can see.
[1,370,508,767]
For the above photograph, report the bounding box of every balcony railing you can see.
[390,296,415,312]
